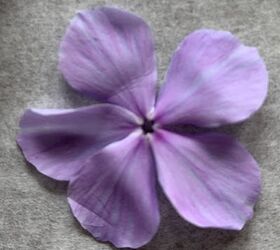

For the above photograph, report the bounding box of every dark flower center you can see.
[141,118,154,134]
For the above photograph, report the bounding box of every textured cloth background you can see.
[0,0,279,249]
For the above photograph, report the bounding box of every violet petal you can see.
[68,131,159,248]
[155,29,268,127]
[151,129,260,230]
[59,7,157,117]
[17,104,139,181]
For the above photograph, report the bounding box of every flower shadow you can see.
[138,190,251,250]
[22,159,68,194]
[58,75,96,108]
[216,109,268,161]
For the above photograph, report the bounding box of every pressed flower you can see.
[17,7,268,249]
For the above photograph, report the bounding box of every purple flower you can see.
[17,7,268,249]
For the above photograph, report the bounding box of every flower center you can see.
[141,118,154,134]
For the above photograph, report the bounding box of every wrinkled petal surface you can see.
[59,7,157,117]
[17,104,139,181]
[151,129,260,229]
[68,131,159,248]
[155,29,268,127]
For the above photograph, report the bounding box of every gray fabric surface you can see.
[1,0,279,249]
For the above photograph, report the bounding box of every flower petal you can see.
[68,131,159,248]
[17,104,139,181]
[59,7,157,117]
[155,29,268,127]
[151,129,260,230]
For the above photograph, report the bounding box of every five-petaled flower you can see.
[17,7,268,249]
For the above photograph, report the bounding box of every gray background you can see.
[0,0,279,249]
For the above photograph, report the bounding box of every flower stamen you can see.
[141,118,154,134]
